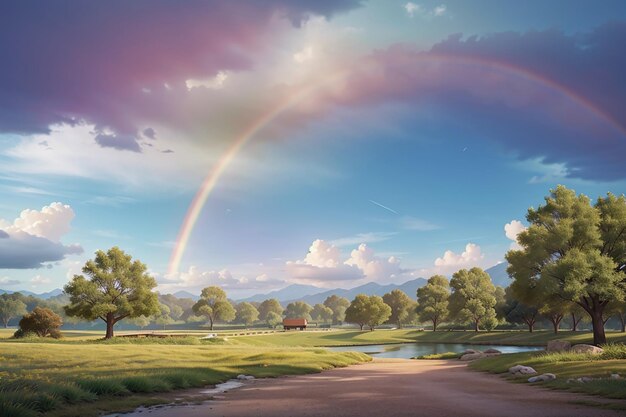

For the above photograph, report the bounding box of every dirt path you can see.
[114,359,625,417]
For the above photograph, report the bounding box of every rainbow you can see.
[167,54,624,275]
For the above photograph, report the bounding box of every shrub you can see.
[16,307,62,338]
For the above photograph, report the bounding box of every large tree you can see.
[283,301,312,320]
[323,295,350,325]
[0,294,27,328]
[449,268,497,332]
[506,186,626,345]
[416,275,449,331]
[64,247,160,339]
[345,294,391,331]
[257,299,283,322]
[311,303,333,323]
[236,302,259,327]
[499,286,539,332]
[382,289,414,328]
[192,286,236,330]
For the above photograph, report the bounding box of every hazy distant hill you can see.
[239,284,326,303]
[0,288,63,299]
[485,262,511,288]
[172,290,200,301]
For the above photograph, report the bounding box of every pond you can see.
[327,343,544,359]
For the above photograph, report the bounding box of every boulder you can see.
[528,373,556,383]
[610,374,621,380]
[236,374,255,380]
[546,340,571,352]
[463,349,481,355]
[508,365,537,375]
[460,353,484,361]
[577,376,595,383]
[570,344,603,355]
[484,348,501,354]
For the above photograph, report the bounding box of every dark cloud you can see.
[0,1,362,136]
[0,230,83,269]
[142,127,156,140]
[94,133,141,153]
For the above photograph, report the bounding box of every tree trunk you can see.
[105,315,115,339]
[474,319,479,332]
[527,322,534,332]
[590,310,607,346]
[550,314,564,334]
[209,317,214,331]
[619,313,626,333]
[432,319,438,332]
[571,313,581,331]
[3,320,7,328]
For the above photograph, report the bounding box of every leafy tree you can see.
[64,247,160,339]
[382,290,413,328]
[506,187,626,345]
[568,303,587,332]
[15,307,62,338]
[323,295,350,325]
[311,304,333,323]
[494,286,506,321]
[257,299,283,322]
[416,275,449,331]
[132,315,151,329]
[345,294,391,331]
[449,268,497,332]
[192,286,236,330]
[236,302,259,327]
[155,304,175,330]
[266,311,283,329]
[283,301,312,320]
[500,286,539,332]
[0,294,27,328]
[539,297,568,334]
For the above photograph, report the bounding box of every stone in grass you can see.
[463,349,481,355]
[610,374,621,380]
[460,353,484,361]
[508,365,537,375]
[570,344,604,355]
[483,348,501,354]
[546,340,571,353]
[237,375,255,380]
[528,373,556,383]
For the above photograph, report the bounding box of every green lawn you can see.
[0,340,370,417]
[470,346,626,400]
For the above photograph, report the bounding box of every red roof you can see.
[283,318,307,326]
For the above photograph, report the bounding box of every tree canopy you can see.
[257,298,283,322]
[345,294,391,331]
[0,294,27,328]
[506,186,626,345]
[449,267,497,331]
[323,295,350,324]
[283,301,312,320]
[382,289,414,328]
[416,275,449,331]
[64,247,160,338]
[236,302,259,327]
[192,286,235,330]
[311,303,333,323]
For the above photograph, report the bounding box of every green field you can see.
[470,345,626,400]
[0,339,369,417]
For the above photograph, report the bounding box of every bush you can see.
[16,307,62,338]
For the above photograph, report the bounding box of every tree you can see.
[155,304,175,330]
[568,303,586,332]
[382,290,413,328]
[192,286,235,330]
[416,275,449,331]
[345,294,391,331]
[449,268,497,332]
[500,286,539,332]
[494,286,506,321]
[506,187,626,345]
[283,301,312,320]
[64,247,160,339]
[236,302,259,327]
[16,307,62,338]
[311,304,333,323]
[539,297,568,334]
[266,311,282,329]
[257,299,283,322]
[0,294,27,328]
[132,315,151,329]
[323,295,350,325]
[169,304,184,321]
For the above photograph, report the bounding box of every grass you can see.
[413,352,461,360]
[470,343,626,399]
[0,341,370,416]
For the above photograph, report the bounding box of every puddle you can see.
[199,379,244,395]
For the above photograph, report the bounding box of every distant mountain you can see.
[0,288,64,299]
[240,284,325,303]
[485,262,511,288]
[172,290,200,301]
[282,277,428,305]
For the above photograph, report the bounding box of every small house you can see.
[283,318,307,331]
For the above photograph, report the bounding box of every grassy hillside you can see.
[0,340,369,417]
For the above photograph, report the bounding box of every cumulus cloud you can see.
[504,220,526,250]
[404,2,421,17]
[0,203,82,269]
[345,244,403,281]
[432,243,485,274]
[30,275,51,285]
[404,3,447,18]
[0,276,20,286]
[95,132,141,153]
[157,266,285,294]
[302,239,342,267]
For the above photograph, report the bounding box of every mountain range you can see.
[1,263,511,303]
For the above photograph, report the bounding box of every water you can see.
[327,343,543,359]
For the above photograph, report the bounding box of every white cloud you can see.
[293,46,314,63]
[345,243,403,282]
[157,266,285,293]
[433,243,485,273]
[0,277,21,286]
[185,71,229,91]
[330,232,396,247]
[433,5,447,16]
[504,220,526,250]
[30,275,51,286]
[10,202,74,242]
[400,216,439,231]
[404,2,421,17]
[302,239,342,268]
[404,2,447,18]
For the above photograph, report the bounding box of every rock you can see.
[484,348,501,354]
[463,349,481,355]
[570,344,604,355]
[460,353,484,361]
[528,373,556,383]
[546,340,571,352]
[236,374,255,380]
[610,374,621,380]
[244,375,255,380]
[577,377,594,383]
[508,365,537,375]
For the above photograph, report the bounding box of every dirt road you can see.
[114,359,625,417]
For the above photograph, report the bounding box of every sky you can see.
[1,0,625,298]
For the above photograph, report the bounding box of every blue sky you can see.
[0,1,625,297]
